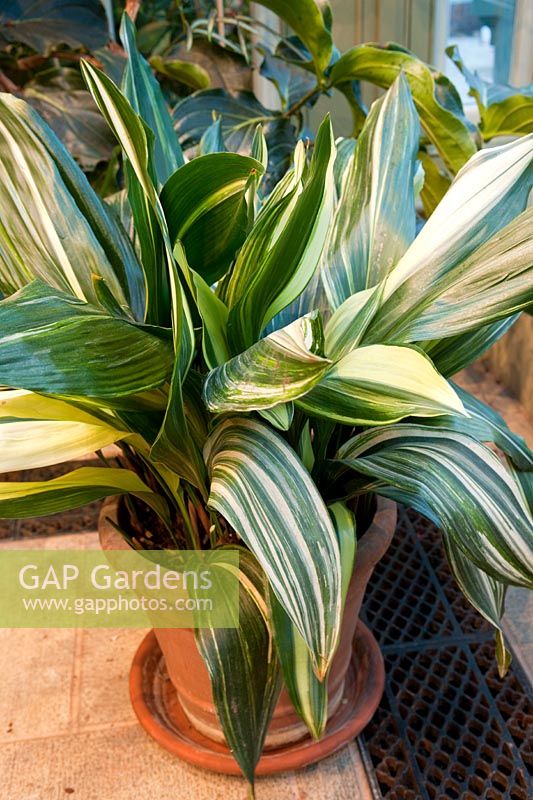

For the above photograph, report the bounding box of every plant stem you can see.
[284,84,322,118]
[175,489,201,549]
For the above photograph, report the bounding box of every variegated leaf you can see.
[321,75,419,309]
[0,467,170,524]
[337,425,533,588]
[423,316,519,378]
[444,535,511,677]
[196,548,281,786]
[120,14,184,186]
[204,418,342,678]
[385,207,533,344]
[226,118,336,352]
[0,93,144,318]
[0,282,174,400]
[365,135,533,344]
[324,286,381,360]
[258,403,294,431]
[203,313,331,413]
[297,345,465,425]
[424,385,533,470]
[269,501,356,740]
[0,419,126,472]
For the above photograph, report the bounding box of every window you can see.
[444,0,520,104]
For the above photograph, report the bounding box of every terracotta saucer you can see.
[129,622,384,776]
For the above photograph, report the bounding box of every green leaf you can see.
[83,50,169,323]
[446,44,533,140]
[192,273,231,370]
[81,57,170,326]
[321,75,419,309]
[23,74,114,171]
[160,152,263,285]
[254,0,333,78]
[329,43,476,174]
[337,425,533,588]
[0,93,144,320]
[203,313,331,413]
[150,259,206,492]
[270,593,328,740]
[199,117,227,155]
[418,151,451,217]
[204,418,342,679]
[149,56,211,91]
[0,282,173,400]
[297,345,465,425]
[120,14,184,186]
[444,536,511,677]
[173,89,296,184]
[196,548,281,786]
[260,52,317,111]
[0,467,170,524]
[0,0,107,51]
[480,97,533,141]
[226,117,336,351]
[258,402,294,431]
[364,135,533,345]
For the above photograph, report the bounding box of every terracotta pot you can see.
[99,495,396,769]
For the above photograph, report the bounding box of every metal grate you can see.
[361,508,533,800]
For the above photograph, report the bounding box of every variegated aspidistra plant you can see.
[0,15,532,791]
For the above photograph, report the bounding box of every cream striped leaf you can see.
[203,313,331,413]
[0,389,114,426]
[423,385,533,470]
[365,134,533,343]
[297,345,465,425]
[0,282,174,400]
[81,60,204,487]
[0,93,143,317]
[269,502,356,739]
[204,418,342,678]
[258,402,294,431]
[321,74,419,310]
[423,316,518,378]
[337,425,533,588]
[81,58,195,373]
[380,207,533,344]
[226,118,336,352]
[269,595,328,740]
[443,535,511,677]
[324,286,381,360]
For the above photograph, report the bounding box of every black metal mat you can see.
[361,508,532,800]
